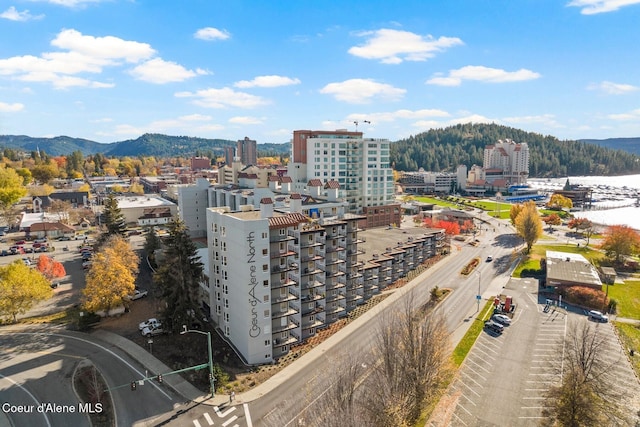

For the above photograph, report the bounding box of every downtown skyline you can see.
[1,0,640,144]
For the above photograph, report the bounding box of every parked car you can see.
[588,310,609,323]
[484,320,504,334]
[34,238,48,244]
[486,256,493,262]
[141,325,165,337]
[128,288,148,301]
[139,318,161,331]
[82,260,92,269]
[57,236,71,241]
[492,314,511,325]
[0,250,9,256]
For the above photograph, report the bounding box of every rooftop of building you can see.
[546,250,602,287]
[360,224,443,261]
[116,195,176,209]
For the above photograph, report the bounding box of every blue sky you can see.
[1,0,640,145]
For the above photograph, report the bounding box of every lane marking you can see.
[0,373,51,427]
[244,403,253,427]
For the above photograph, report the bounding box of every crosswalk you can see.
[193,404,253,427]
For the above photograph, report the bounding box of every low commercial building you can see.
[545,250,602,289]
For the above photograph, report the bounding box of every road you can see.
[0,328,179,427]
[244,215,522,426]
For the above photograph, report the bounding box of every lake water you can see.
[528,174,640,230]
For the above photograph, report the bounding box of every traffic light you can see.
[157,374,163,383]
[130,381,137,391]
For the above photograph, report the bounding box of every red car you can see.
[15,240,25,245]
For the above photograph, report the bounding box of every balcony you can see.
[272,305,299,319]
[272,320,298,333]
[271,276,297,289]
[301,317,324,329]
[272,290,298,304]
[273,335,299,347]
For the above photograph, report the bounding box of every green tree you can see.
[0,261,52,323]
[599,225,640,264]
[144,226,162,261]
[514,201,543,253]
[101,193,127,238]
[154,218,203,333]
[82,236,138,314]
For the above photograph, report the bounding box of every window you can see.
[265,339,271,346]
[264,280,269,287]
[225,326,230,336]
[224,313,229,322]
[264,309,270,318]
[224,299,229,308]
[263,264,268,272]
[262,248,268,256]
[263,295,269,302]
[265,354,271,359]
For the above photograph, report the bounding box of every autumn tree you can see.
[0,261,52,323]
[599,225,640,264]
[36,255,66,282]
[542,321,631,426]
[129,182,144,194]
[514,201,543,253]
[82,235,138,314]
[547,193,573,210]
[28,184,55,197]
[31,163,59,184]
[154,218,203,333]
[0,167,28,223]
[542,213,562,231]
[509,203,524,225]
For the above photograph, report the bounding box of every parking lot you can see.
[438,280,640,426]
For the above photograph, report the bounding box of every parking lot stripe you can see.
[461,371,485,387]
[458,380,481,397]
[453,411,470,425]
[466,358,492,373]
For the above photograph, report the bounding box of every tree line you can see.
[390,123,640,177]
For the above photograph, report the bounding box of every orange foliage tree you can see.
[422,217,460,235]
[599,225,640,264]
[37,255,66,282]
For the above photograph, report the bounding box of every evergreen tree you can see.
[101,193,127,238]
[154,219,204,333]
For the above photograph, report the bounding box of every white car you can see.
[588,310,609,323]
[139,318,161,331]
[492,314,511,325]
[128,288,148,300]
[141,325,165,337]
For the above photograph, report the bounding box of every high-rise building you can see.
[237,137,257,166]
[288,130,397,224]
[482,139,530,185]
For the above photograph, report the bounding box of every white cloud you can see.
[608,108,640,121]
[179,114,212,122]
[346,109,450,124]
[175,87,269,109]
[319,79,405,104]
[567,0,640,14]
[229,116,264,124]
[348,29,463,64]
[32,0,103,7]
[0,6,44,21]
[194,27,231,41]
[427,65,541,86]
[588,80,639,94]
[234,75,301,88]
[129,58,207,84]
[51,29,155,63]
[18,71,114,89]
[502,114,561,128]
[0,101,24,112]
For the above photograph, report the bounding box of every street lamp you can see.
[181,325,215,397]
[476,271,481,313]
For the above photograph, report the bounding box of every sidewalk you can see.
[93,247,461,407]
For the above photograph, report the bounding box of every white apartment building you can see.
[483,139,530,185]
[289,130,395,213]
[206,198,366,364]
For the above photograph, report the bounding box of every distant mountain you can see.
[390,123,640,177]
[0,135,110,156]
[578,138,640,156]
[0,133,291,157]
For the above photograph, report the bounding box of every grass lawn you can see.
[606,280,640,318]
[450,300,494,367]
[512,258,541,278]
[414,196,460,209]
[529,243,605,264]
[614,322,640,374]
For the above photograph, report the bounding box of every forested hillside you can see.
[390,123,640,177]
